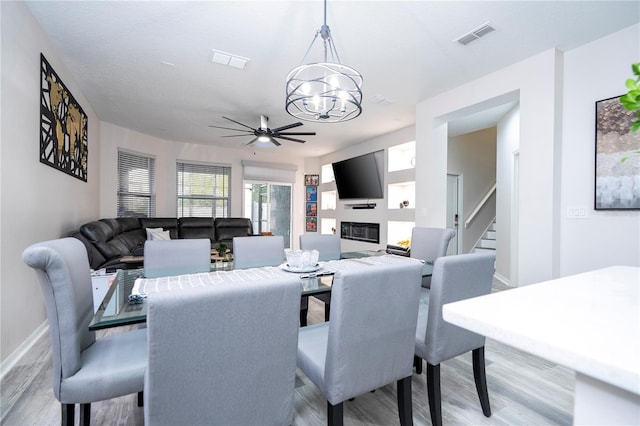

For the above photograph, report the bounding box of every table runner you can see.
[132,254,422,296]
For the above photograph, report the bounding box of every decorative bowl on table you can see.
[282,249,320,272]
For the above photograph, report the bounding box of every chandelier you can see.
[285,0,363,122]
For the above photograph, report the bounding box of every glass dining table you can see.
[89,250,433,331]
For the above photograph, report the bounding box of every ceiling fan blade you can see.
[271,138,281,146]
[209,125,254,133]
[245,137,258,147]
[272,122,303,132]
[222,116,256,131]
[274,131,316,136]
[275,135,306,143]
[221,134,255,137]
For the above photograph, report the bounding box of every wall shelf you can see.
[388,181,415,209]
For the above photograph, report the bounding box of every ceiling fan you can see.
[209,115,316,146]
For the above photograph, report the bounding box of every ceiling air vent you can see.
[210,49,250,69]
[454,22,495,46]
[368,94,395,106]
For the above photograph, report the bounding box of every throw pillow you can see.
[146,227,171,241]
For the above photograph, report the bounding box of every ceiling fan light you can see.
[257,135,271,143]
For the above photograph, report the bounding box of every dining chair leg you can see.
[138,391,144,407]
[79,403,91,426]
[472,347,492,417]
[397,376,413,426]
[324,304,330,322]
[327,401,344,426]
[61,403,74,426]
[414,355,422,374]
[426,363,442,426]
[300,296,309,327]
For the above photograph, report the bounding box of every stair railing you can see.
[465,183,496,228]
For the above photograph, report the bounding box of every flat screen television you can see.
[332,151,384,199]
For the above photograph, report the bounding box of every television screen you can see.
[332,152,384,199]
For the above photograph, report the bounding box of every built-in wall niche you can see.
[321,190,336,210]
[388,181,415,209]
[388,141,415,172]
[321,218,337,235]
[321,163,334,183]
[387,221,415,246]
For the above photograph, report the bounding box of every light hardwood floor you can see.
[1,293,574,425]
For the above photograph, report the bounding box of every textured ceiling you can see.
[26,1,639,156]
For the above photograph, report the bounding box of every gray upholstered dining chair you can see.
[144,276,301,426]
[143,238,211,278]
[233,235,311,325]
[232,235,285,269]
[297,260,423,426]
[22,238,147,426]
[299,234,341,261]
[299,234,341,322]
[410,227,456,288]
[414,252,495,426]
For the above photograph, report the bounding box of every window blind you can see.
[117,150,156,217]
[176,161,231,218]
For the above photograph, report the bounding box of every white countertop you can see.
[443,266,640,395]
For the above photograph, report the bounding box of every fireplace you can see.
[340,221,380,244]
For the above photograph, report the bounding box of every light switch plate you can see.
[567,206,588,219]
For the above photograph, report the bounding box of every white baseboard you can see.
[494,272,512,287]
[0,321,48,381]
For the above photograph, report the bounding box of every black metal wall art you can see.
[40,53,88,181]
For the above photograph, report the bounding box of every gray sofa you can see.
[71,217,253,271]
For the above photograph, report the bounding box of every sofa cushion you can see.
[100,218,121,235]
[80,220,120,260]
[117,217,142,232]
[140,218,179,239]
[214,218,252,244]
[106,238,131,258]
[147,228,171,240]
[70,231,107,270]
[178,217,215,241]
[116,229,147,252]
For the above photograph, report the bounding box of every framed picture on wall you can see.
[594,95,640,209]
[306,202,317,217]
[305,174,319,186]
[306,185,317,201]
[305,216,317,232]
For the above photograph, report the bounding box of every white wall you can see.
[317,125,415,252]
[1,2,101,362]
[99,122,308,247]
[448,127,497,253]
[417,50,562,286]
[560,24,640,275]
[417,23,640,286]
[495,105,520,284]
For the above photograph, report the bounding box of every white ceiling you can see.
[26,1,639,156]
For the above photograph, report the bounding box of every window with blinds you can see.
[117,150,156,217]
[176,161,231,218]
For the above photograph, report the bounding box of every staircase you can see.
[474,220,496,254]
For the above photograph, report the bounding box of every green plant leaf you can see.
[622,63,640,132]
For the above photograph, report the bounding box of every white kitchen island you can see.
[443,266,639,425]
